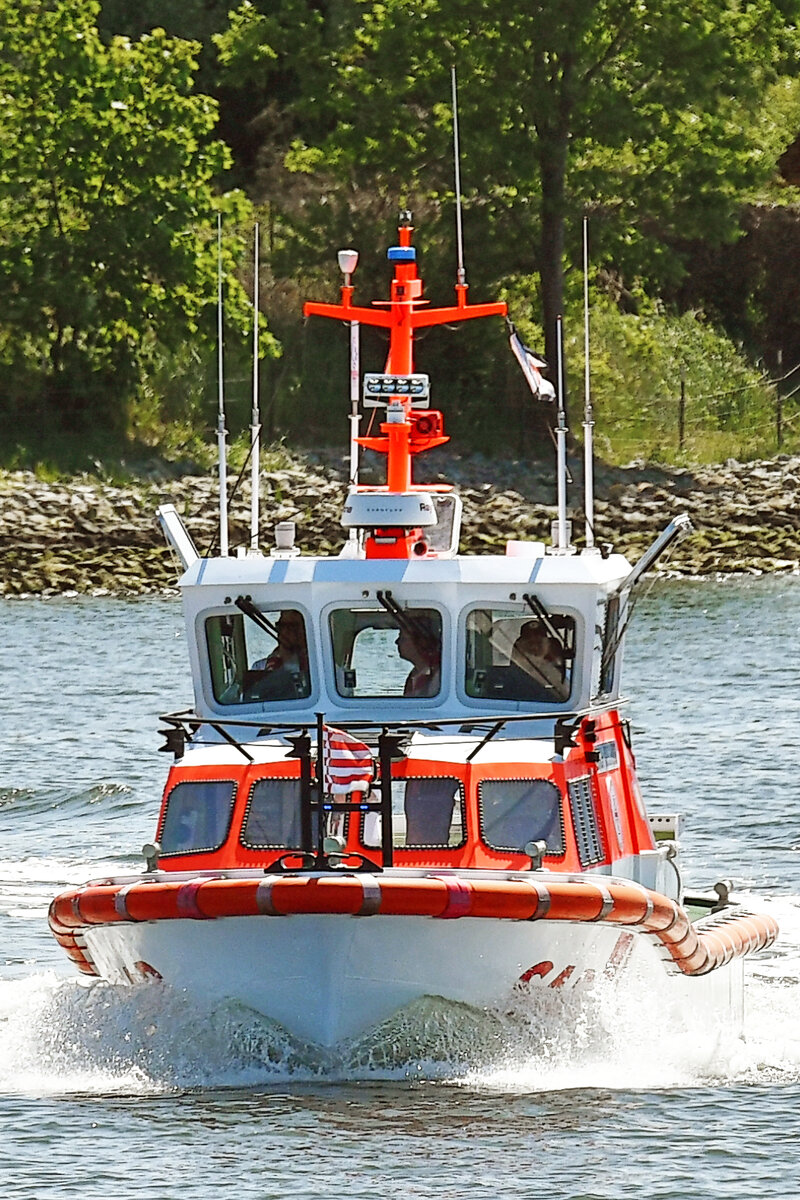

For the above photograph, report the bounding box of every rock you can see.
[2,450,800,595]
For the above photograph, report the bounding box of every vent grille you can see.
[568,776,605,866]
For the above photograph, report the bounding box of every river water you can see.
[1,577,800,1198]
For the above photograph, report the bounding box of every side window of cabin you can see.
[479,779,564,855]
[362,777,465,849]
[159,780,236,855]
[465,609,574,703]
[330,607,442,699]
[598,595,620,696]
[241,778,311,849]
[205,609,311,705]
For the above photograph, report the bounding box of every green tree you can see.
[0,0,272,439]
[281,0,799,369]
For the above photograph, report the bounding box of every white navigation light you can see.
[337,248,359,280]
[363,372,430,408]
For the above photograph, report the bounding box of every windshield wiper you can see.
[235,595,280,640]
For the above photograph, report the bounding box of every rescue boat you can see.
[49,214,777,1050]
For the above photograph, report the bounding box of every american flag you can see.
[322,726,375,795]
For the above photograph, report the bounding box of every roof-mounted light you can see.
[363,372,430,408]
[387,246,416,263]
[337,248,358,284]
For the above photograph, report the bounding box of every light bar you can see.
[363,372,430,408]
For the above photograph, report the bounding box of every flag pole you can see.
[316,712,326,864]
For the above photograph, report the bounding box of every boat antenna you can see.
[216,212,230,557]
[451,64,466,289]
[250,221,261,553]
[337,247,361,551]
[555,314,570,552]
[582,216,595,549]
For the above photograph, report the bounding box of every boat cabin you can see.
[150,542,680,899]
[178,548,631,725]
[152,705,673,893]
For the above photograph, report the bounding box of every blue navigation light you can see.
[387,246,416,262]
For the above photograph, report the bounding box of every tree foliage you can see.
[291,0,799,368]
[0,0,272,442]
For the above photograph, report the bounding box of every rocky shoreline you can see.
[1,450,799,596]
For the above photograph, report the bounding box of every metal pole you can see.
[316,712,326,863]
[378,730,394,869]
[777,348,783,449]
[582,217,595,549]
[556,315,569,551]
[216,213,230,557]
[349,320,360,484]
[250,222,261,552]
[451,65,466,288]
[679,365,686,452]
[347,319,361,550]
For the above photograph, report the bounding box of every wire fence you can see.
[599,359,800,461]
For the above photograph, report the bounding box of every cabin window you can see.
[362,777,464,849]
[479,779,564,854]
[205,608,311,705]
[159,780,236,855]
[598,595,620,696]
[241,778,320,849]
[465,608,574,703]
[330,606,442,698]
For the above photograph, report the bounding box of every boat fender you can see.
[587,880,614,921]
[177,879,217,920]
[114,882,141,920]
[432,875,473,919]
[355,876,382,917]
[525,880,552,920]
[255,879,283,916]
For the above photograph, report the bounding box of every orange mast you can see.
[303,217,507,497]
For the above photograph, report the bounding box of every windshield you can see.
[465,607,574,703]
[205,608,311,705]
[330,606,442,698]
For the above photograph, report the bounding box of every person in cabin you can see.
[253,610,309,674]
[245,610,310,700]
[509,620,567,700]
[397,618,441,698]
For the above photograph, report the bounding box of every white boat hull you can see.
[83,910,744,1048]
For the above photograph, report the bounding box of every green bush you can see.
[564,293,784,465]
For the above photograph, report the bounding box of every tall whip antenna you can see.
[250,221,261,552]
[451,65,466,288]
[582,216,595,549]
[555,314,570,552]
[216,212,230,557]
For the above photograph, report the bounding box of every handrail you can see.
[159,699,624,738]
